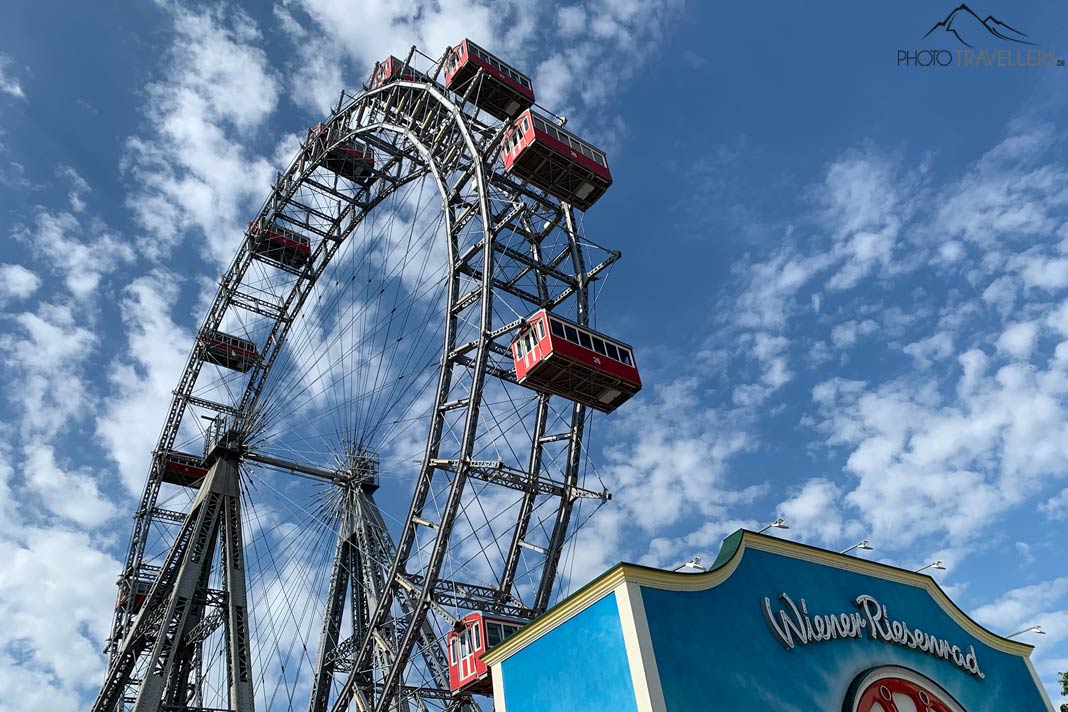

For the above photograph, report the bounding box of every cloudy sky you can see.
[1,0,1067,708]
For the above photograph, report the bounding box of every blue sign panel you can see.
[640,532,1051,711]
[497,592,639,712]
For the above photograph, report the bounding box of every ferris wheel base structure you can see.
[94,39,642,712]
[480,530,1053,712]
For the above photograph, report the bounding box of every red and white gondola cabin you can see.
[444,39,535,120]
[115,578,151,613]
[249,218,312,270]
[501,110,612,211]
[159,450,209,488]
[369,56,427,90]
[511,309,640,414]
[200,330,258,373]
[447,612,524,695]
[307,123,375,184]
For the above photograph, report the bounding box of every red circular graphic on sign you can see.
[856,677,956,712]
[847,667,966,712]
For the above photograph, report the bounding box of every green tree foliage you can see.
[1059,670,1067,712]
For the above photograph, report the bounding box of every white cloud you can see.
[0,264,40,305]
[1047,300,1068,336]
[9,165,130,298]
[21,444,115,528]
[337,0,497,63]
[957,348,988,398]
[532,0,681,122]
[731,248,834,331]
[972,577,1068,635]
[721,155,913,351]
[97,272,192,494]
[938,239,965,264]
[0,160,32,191]
[11,209,133,301]
[777,478,860,548]
[58,166,90,213]
[832,319,878,350]
[603,377,750,532]
[824,154,901,234]
[288,0,500,101]
[124,5,279,262]
[533,54,572,111]
[753,333,791,386]
[0,302,97,440]
[997,321,1039,359]
[0,53,26,100]
[820,153,906,291]
[0,436,120,709]
[935,124,1068,247]
[828,230,895,291]
[1015,541,1036,568]
[642,516,760,570]
[1038,487,1068,521]
[981,275,1017,315]
[0,527,120,711]
[810,340,1068,550]
[560,507,627,590]
[903,331,953,368]
[0,438,21,534]
[554,374,755,586]
[280,34,346,112]
[731,332,793,406]
[1018,255,1068,291]
[557,6,587,36]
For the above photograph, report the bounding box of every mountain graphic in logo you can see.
[923,4,1037,48]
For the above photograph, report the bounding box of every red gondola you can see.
[446,611,524,694]
[115,578,152,613]
[307,123,375,184]
[444,39,534,120]
[511,309,640,413]
[159,450,209,488]
[249,218,311,269]
[200,330,258,373]
[501,110,612,211]
[369,55,427,90]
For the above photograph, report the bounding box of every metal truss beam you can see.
[242,451,340,482]
[427,458,608,501]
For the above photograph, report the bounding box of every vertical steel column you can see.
[497,220,553,602]
[220,457,254,712]
[310,492,356,712]
[534,206,589,612]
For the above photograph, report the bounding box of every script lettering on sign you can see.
[761,592,985,680]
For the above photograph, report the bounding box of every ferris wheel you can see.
[93,41,641,712]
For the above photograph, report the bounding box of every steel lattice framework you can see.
[94,46,619,712]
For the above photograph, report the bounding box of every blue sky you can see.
[1,0,1067,708]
